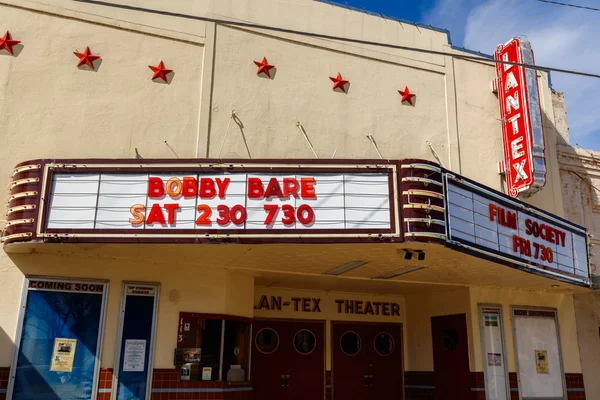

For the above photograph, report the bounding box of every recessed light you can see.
[373,266,426,279]
[324,260,368,276]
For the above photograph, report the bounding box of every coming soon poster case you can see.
[7,277,109,400]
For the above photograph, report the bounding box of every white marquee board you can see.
[446,177,589,283]
[44,171,395,236]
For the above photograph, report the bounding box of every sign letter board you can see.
[32,160,399,243]
[446,175,589,284]
[495,38,546,197]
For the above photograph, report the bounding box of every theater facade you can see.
[0,1,595,400]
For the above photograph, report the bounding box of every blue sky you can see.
[344,0,600,151]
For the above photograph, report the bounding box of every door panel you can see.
[286,322,325,400]
[431,314,470,400]
[333,322,403,400]
[252,319,325,400]
[251,321,288,400]
[115,295,155,400]
[369,325,403,400]
[332,324,370,400]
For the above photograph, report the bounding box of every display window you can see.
[177,313,252,382]
[255,328,279,355]
[293,329,316,355]
[511,307,566,400]
[8,277,108,400]
[479,304,510,400]
[340,331,361,356]
[373,332,395,356]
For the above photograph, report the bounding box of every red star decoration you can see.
[398,86,416,105]
[253,57,275,78]
[0,31,20,55]
[148,61,173,82]
[73,47,100,70]
[329,72,349,93]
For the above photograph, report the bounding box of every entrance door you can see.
[252,319,325,400]
[431,314,471,400]
[113,283,160,400]
[369,325,403,399]
[332,322,403,400]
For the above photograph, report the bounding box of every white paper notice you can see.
[123,339,146,372]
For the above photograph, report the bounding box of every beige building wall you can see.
[557,135,600,397]
[404,288,471,372]
[0,0,588,386]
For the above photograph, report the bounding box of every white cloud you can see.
[424,0,600,150]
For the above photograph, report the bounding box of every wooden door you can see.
[368,324,404,400]
[286,321,325,400]
[252,319,325,400]
[431,314,471,400]
[332,322,370,400]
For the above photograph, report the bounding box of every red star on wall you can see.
[148,61,173,83]
[0,31,20,55]
[329,72,349,93]
[73,47,100,70]
[253,57,275,78]
[398,86,416,105]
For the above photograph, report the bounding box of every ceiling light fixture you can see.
[324,260,368,276]
[373,266,426,280]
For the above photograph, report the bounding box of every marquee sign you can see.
[445,174,588,283]
[4,158,590,287]
[494,38,546,197]
[3,159,399,244]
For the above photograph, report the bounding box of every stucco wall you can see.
[0,0,566,211]
[404,288,472,372]
[558,142,600,398]
[573,292,600,395]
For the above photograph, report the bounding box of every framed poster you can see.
[50,338,77,372]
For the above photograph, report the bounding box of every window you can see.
[255,328,279,354]
[293,329,316,355]
[340,331,361,356]
[374,332,394,356]
[443,328,459,351]
[177,313,251,382]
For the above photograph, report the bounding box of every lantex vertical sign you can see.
[495,38,546,197]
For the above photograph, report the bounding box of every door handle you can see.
[281,374,286,386]
[286,374,291,386]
